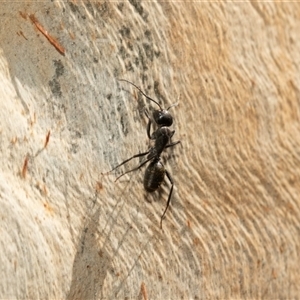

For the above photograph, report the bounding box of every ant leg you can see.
[165,140,181,148]
[103,151,150,175]
[144,110,154,140]
[160,170,174,229]
[145,110,152,140]
[115,156,153,182]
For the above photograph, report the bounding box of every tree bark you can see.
[0,1,299,299]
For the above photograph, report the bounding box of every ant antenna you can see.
[167,92,180,111]
[167,102,179,111]
[118,79,163,110]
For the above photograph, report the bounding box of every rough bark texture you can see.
[0,1,299,299]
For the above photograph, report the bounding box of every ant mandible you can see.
[105,79,180,228]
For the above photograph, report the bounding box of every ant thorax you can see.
[147,127,175,158]
[152,127,174,147]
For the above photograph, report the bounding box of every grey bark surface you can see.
[0,1,299,299]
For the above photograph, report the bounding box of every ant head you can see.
[152,102,178,127]
[153,109,173,127]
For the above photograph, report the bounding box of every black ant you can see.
[105,79,180,228]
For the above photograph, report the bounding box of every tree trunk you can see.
[0,1,299,299]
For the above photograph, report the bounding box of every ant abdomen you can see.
[144,159,165,192]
